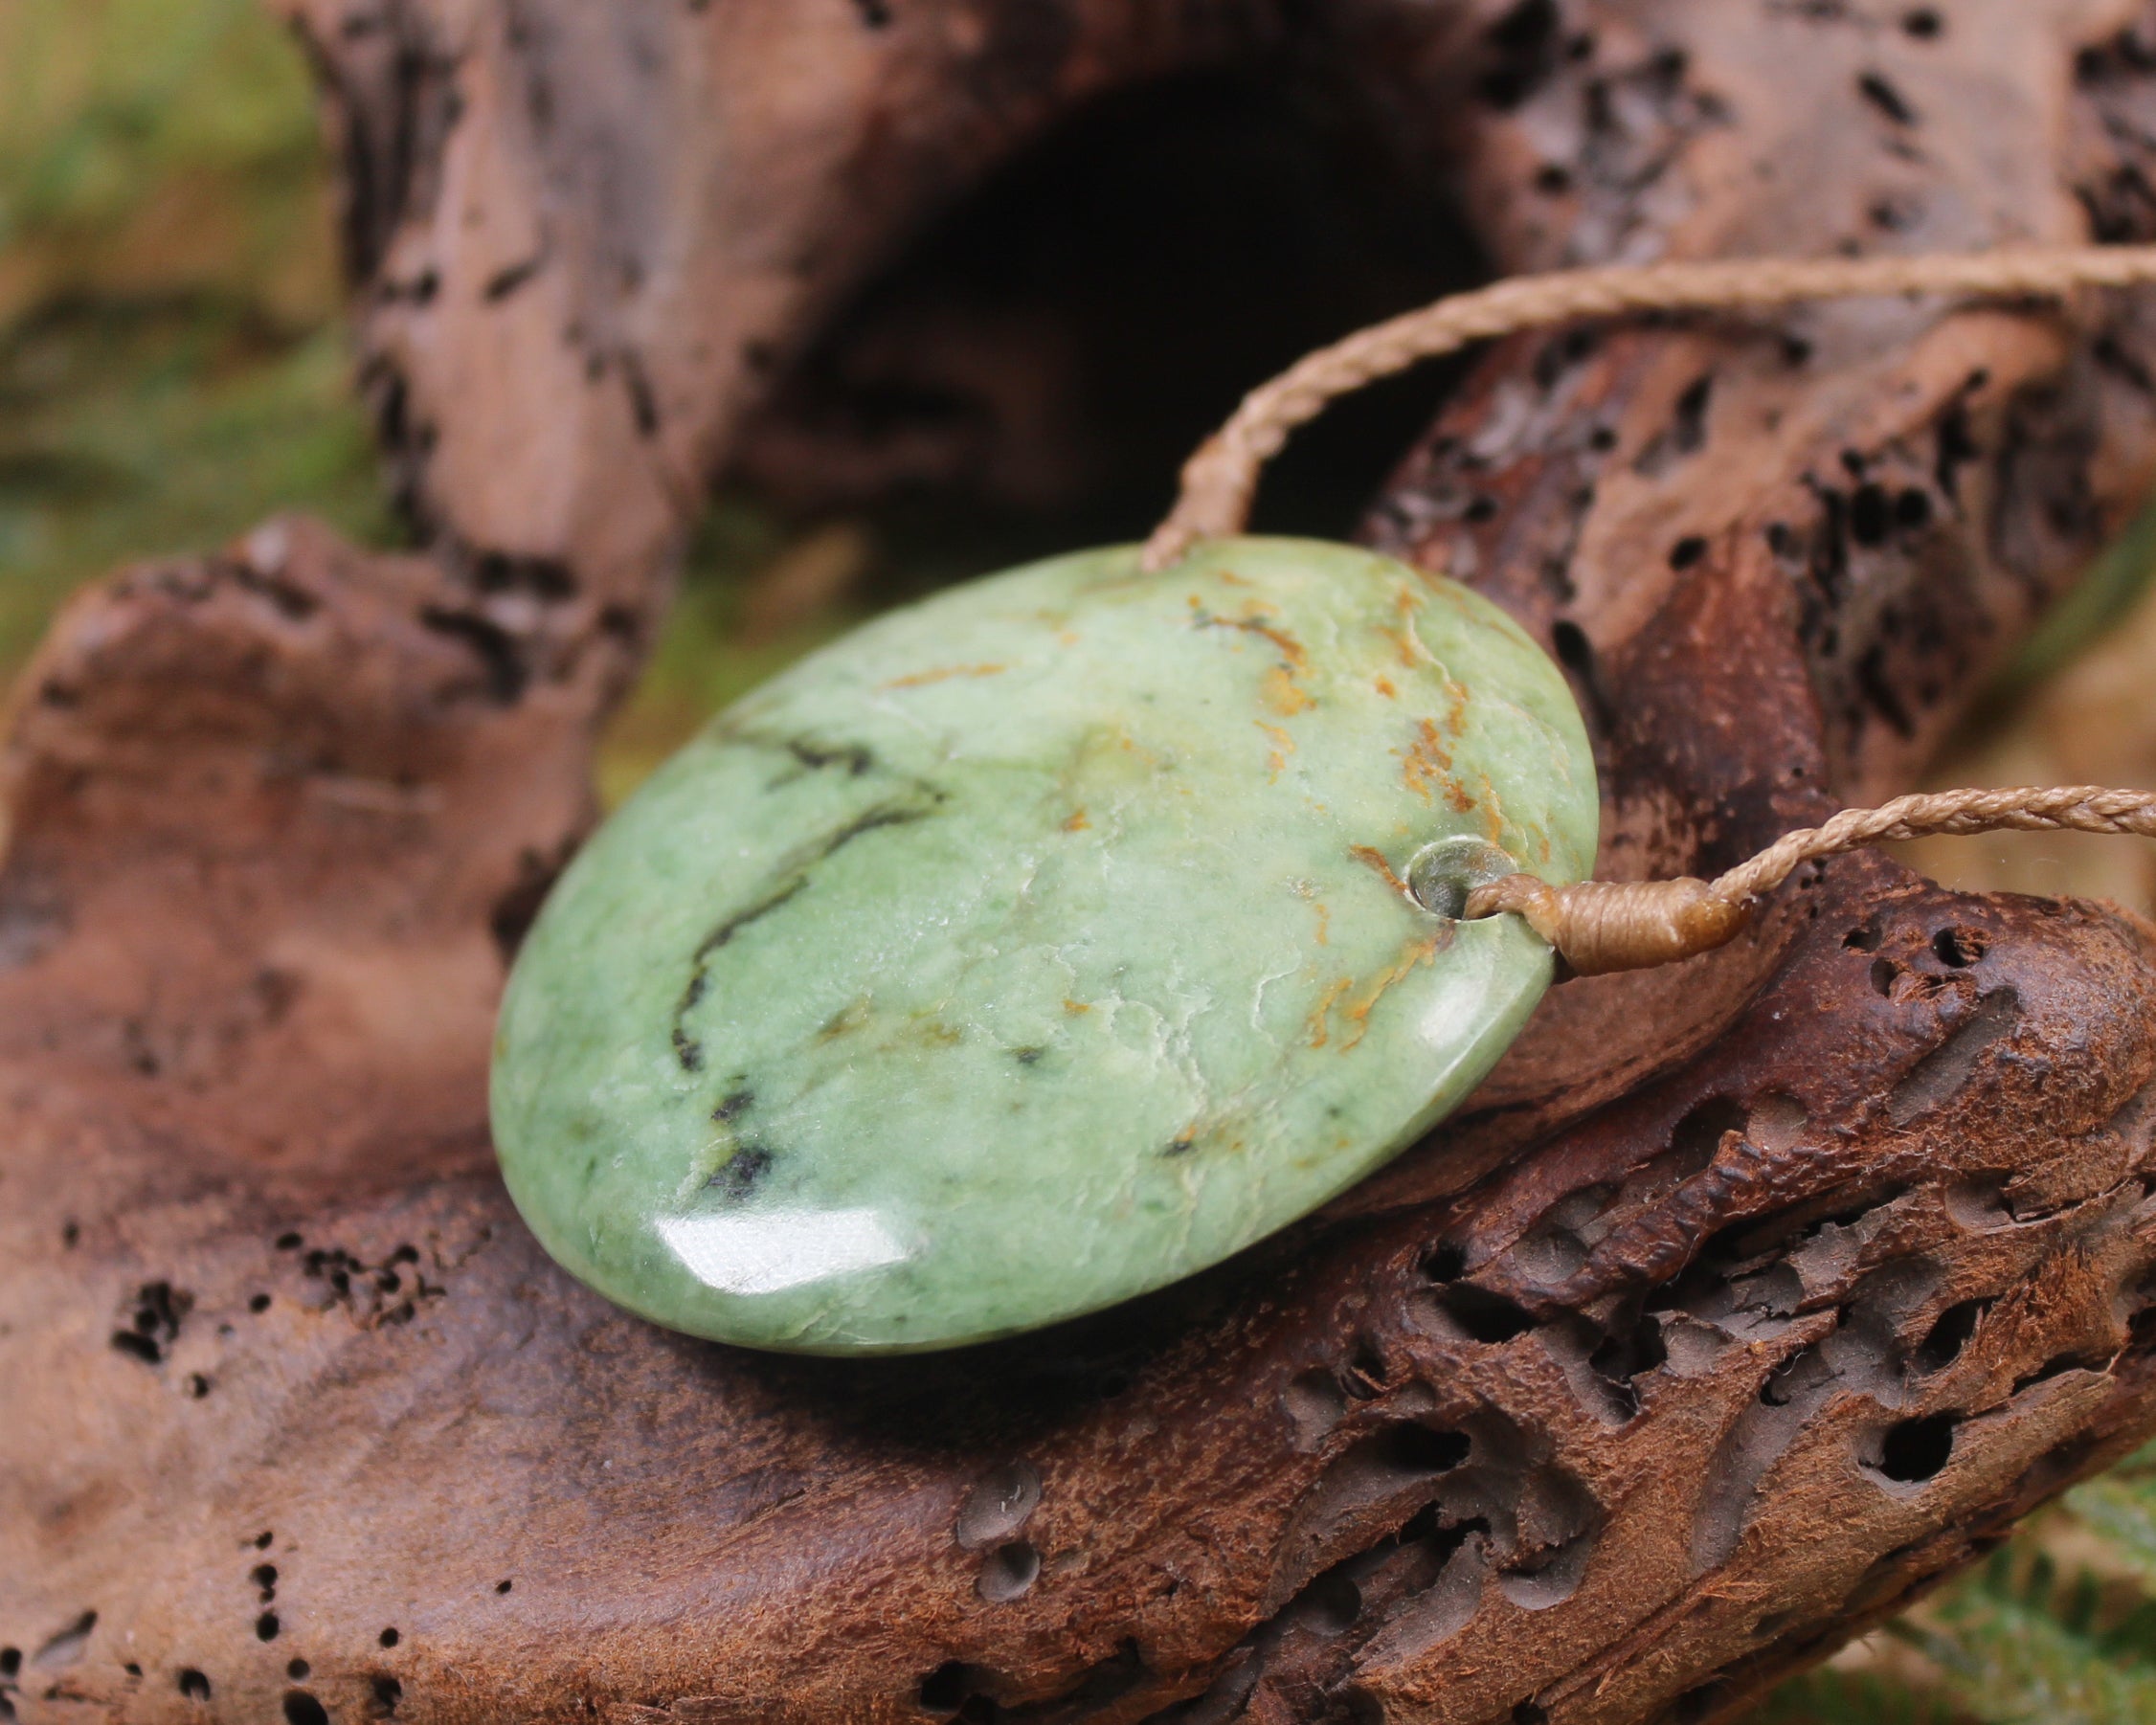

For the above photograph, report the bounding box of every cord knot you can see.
[1465,875,1752,975]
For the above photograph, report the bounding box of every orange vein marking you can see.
[1263,664,1312,716]
[1349,844,1411,900]
[879,662,1008,690]
[1399,716,1454,803]
[1339,933,1448,1051]
[1306,976,1354,1048]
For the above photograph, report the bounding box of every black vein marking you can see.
[707,1145,775,1201]
[670,879,807,1071]
[1014,1046,1045,1066]
[670,800,942,1071]
[1163,1136,1196,1158]
[786,737,874,774]
[711,724,885,788]
[712,1087,754,1123]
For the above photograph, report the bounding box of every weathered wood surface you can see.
[11,4,2156,1723]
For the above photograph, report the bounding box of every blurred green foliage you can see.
[9,4,2156,1720]
[0,0,393,668]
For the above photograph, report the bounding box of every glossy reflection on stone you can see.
[490,537,1598,1353]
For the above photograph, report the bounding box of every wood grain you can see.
[11,4,2156,1723]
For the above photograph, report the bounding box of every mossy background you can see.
[9,3,2156,1717]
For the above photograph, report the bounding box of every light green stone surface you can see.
[490,537,1597,1354]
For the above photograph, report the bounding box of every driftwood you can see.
[12,3,2156,1723]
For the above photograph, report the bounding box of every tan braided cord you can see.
[1140,244,2156,571]
[1138,245,2156,971]
[1465,788,2156,975]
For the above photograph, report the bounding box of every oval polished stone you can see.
[491,537,1598,1354]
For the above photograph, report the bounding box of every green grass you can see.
[0,0,385,668]
[9,5,2156,1720]
[0,300,392,664]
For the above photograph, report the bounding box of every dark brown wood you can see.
[11,4,2156,1724]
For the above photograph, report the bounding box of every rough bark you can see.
[11,4,2156,1725]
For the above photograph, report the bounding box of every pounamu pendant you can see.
[489,538,1598,1354]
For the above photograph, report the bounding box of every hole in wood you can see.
[977,1540,1041,1603]
[1868,1414,1959,1484]
[1912,1297,1988,1373]
[1428,1284,1537,1344]
[281,1692,327,1725]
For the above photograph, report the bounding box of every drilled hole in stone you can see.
[378,1628,399,1650]
[1870,956,1898,997]
[1430,1283,1536,1343]
[0,1649,16,1678]
[371,1674,402,1714]
[256,1613,281,1643]
[495,1579,512,1595]
[287,1659,310,1681]
[254,1564,278,1594]
[1913,1298,1988,1373]
[1872,1414,1958,1483]
[1423,1241,1468,1282]
[977,1540,1041,1603]
[177,1669,211,1701]
[249,1293,272,1313]
[1932,927,1985,967]
[1512,1705,1549,1725]
[1406,837,1517,919]
[1845,923,1880,951]
[282,1691,328,1725]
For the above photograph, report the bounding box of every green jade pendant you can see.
[490,537,1597,1354]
